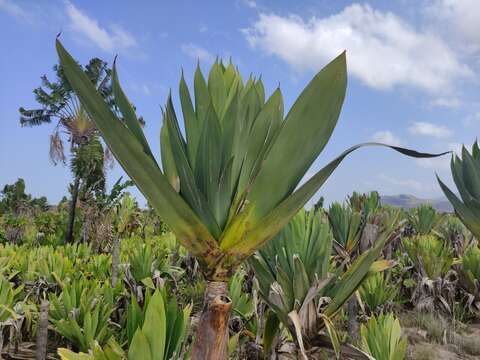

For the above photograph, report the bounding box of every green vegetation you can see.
[2,37,478,360]
[360,313,407,360]
[1,182,479,359]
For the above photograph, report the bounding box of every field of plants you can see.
[1,182,480,359]
[0,39,479,359]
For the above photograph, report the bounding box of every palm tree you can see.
[56,39,448,358]
[19,58,114,242]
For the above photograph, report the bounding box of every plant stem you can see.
[191,281,232,360]
[65,175,80,243]
[36,299,49,360]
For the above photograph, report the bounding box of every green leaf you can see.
[263,310,280,354]
[142,290,166,360]
[208,61,227,118]
[319,314,341,359]
[164,96,221,239]
[129,329,153,360]
[160,122,179,191]
[112,61,154,161]
[247,52,347,220]
[55,40,220,264]
[292,255,310,307]
[194,63,210,123]
[288,310,308,360]
[437,175,480,237]
[225,143,449,257]
[179,72,200,165]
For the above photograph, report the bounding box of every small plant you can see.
[439,216,471,256]
[127,289,191,360]
[328,202,363,256]
[403,235,456,313]
[128,242,155,283]
[359,272,398,313]
[458,245,480,312]
[250,208,398,357]
[49,279,114,352]
[406,204,445,236]
[58,338,124,360]
[348,191,380,221]
[228,268,254,320]
[0,276,23,322]
[0,276,25,355]
[403,235,453,279]
[360,312,407,360]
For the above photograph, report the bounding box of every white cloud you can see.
[379,173,436,192]
[370,130,402,146]
[426,0,480,54]
[408,121,452,139]
[65,1,136,53]
[243,0,257,8]
[0,0,31,21]
[430,97,462,108]
[416,157,449,170]
[415,142,459,170]
[142,84,151,96]
[464,112,480,127]
[181,43,214,63]
[243,4,472,93]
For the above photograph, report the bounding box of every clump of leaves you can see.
[251,208,398,357]
[360,312,407,360]
[406,205,445,236]
[403,235,453,279]
[328,202,363,256]
[49,279,115,352]
[127,289,191,360]
[359,272,398,314]
[458,245,480,312]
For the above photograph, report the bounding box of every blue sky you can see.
[1,0,479,206]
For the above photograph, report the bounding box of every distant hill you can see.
[380,194,453,212]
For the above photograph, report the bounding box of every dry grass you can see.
[401,311,480,359]
[409,343,437,360]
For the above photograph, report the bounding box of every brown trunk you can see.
[191,281,232,360]
[347,297,359,341]
[35,299,49,360]
[359,223,379,254]
[65,176,80,243]
[384,243,393,259]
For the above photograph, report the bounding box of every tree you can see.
[56,39,447,358]
[19,58,114,242]
[0,178,47,215]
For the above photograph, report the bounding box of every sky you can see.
[0,0,479,207]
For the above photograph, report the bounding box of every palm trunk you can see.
[191,281,232,360]
[36,299,49,360]
[65,176,80,243]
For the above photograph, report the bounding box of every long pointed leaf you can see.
[56,40,220,265]
[111,61,155,162]
[223,143,449,257]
